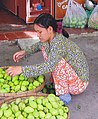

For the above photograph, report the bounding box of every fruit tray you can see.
[0,66,46,98]
[0,93,70,119]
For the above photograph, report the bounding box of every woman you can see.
[6,13,89,104]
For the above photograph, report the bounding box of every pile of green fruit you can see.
[62,16,87,28]
[0,94,69,119]
[0,68,45,93]
[88,11,98,30]
[42,82,56,95]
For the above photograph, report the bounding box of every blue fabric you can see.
[59,93,72,105]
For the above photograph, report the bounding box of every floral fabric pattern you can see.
[22,33,89,83]
[52,58,88,95]
[42,45,88,95]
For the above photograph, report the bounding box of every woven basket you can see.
[0,92,48,105]
[0,66,45,98]
[0,81,45,97]
[0,93,70,119]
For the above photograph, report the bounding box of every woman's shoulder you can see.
[55,33,72,44]
[56,33,82,50]
[55,33,67,42]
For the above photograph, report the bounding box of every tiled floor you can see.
[0,7,97,41]
[0,31,38,40]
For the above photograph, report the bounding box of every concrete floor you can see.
[68,32,98,119]
[0,31,98,119]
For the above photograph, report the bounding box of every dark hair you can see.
[34,13,57,32]
[62,28,69,38]
[34,13,69,38]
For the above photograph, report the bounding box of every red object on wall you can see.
[55,0,68,20]
[94,0,98,3]
[75,0,86,5]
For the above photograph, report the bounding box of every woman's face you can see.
[34,24,53,43]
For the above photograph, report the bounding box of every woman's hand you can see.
[6,66,22,77]
[13,50,26,62]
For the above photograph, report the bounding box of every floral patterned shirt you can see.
[22,33,89,81]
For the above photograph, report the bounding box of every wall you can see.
[0,0,16,14]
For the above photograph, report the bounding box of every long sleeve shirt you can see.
[22,33,89,82]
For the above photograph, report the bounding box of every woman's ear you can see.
[47,26,53,33]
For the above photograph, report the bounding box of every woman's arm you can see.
[25,41,42,56]
[22,41,64,77]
